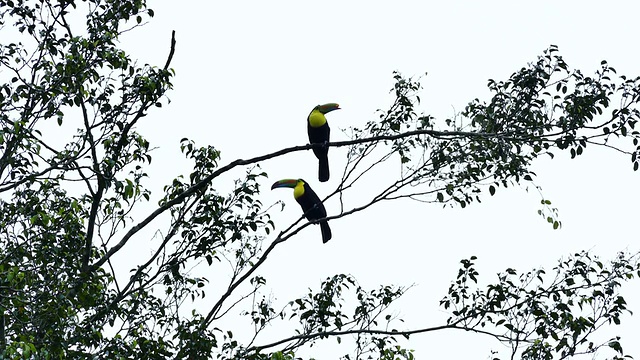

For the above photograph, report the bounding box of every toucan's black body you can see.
[307,122,330,182]
[296,181,331,243]
[307,103,339,182]
[271,178,332,243]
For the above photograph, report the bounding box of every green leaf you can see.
[609,340,623,353]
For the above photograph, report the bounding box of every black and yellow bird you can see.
[271,178,332,243]
[307,103,340,182]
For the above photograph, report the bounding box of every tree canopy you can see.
[1,1,639,359]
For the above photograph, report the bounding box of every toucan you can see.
[307,103,340,182]
[271,178,332,243]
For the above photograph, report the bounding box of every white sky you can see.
[106,1,640,358]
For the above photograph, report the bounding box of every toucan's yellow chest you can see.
[293,181,305,199]
[308,110,327,128]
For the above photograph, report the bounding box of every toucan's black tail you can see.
[318,155,329,182]
[320,221,332,243]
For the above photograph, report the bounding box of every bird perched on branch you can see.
[307,103,340,182]
[271,178,332,243]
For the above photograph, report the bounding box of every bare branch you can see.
[247,323,512,354]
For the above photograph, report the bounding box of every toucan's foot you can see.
[322,141,329,150]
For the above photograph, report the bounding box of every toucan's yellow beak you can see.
[271,179,298,190]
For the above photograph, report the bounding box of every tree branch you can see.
[246,323,512,354]
[164,30,176,71]
[90,127,505,271]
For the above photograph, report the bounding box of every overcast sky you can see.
[109,2,640,358]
